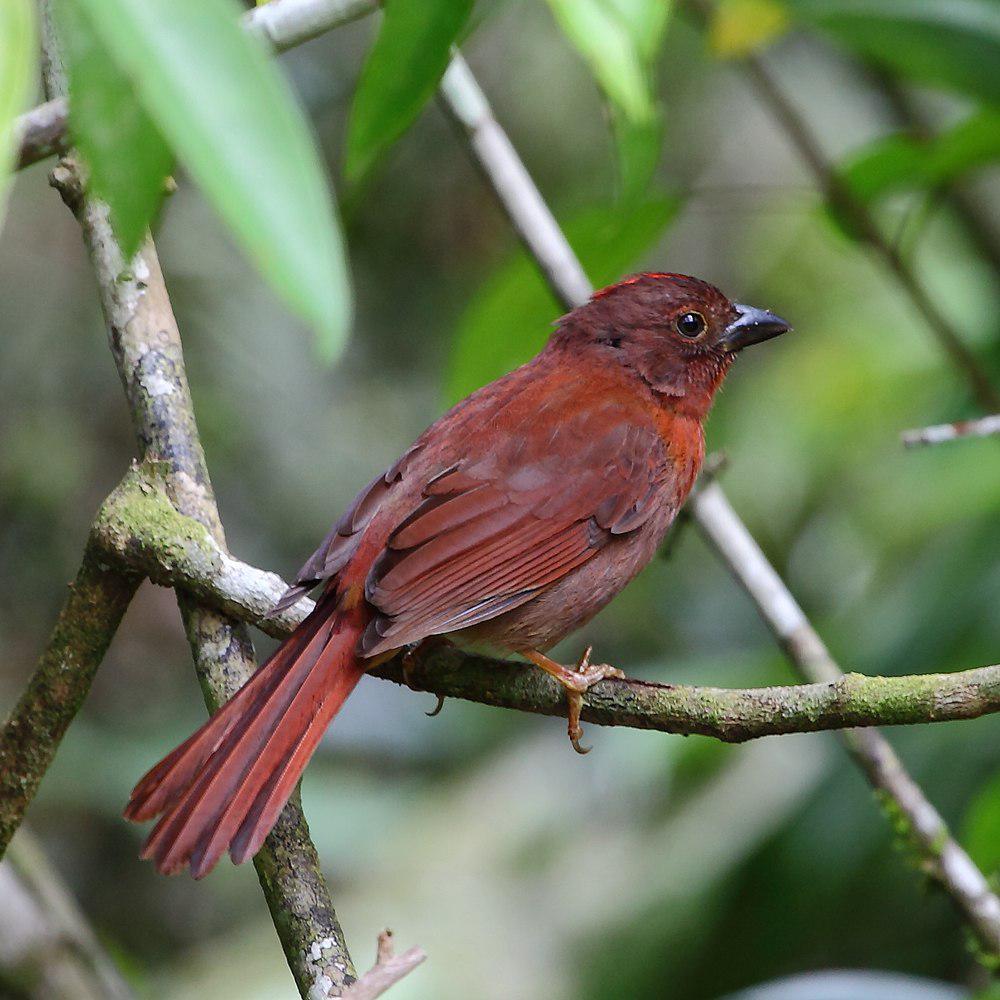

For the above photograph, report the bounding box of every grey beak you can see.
[721,303,791,352]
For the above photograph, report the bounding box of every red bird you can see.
[125,273,789,876]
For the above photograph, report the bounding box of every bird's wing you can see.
[268,442,425,615]
[359,381,673,656]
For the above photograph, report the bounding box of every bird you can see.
[124,272,789,877]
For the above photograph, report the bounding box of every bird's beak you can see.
[720,303,791,352]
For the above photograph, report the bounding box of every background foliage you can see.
[1,0,999,997]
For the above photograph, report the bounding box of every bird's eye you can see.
[675,311,706,338]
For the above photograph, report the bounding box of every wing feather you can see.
[359,393,670,657]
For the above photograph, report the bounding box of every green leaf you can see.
[446,196,680,402]
[73,0,351,359]
[346,0,474,184]
[841,110,1000,205]
[547,1,671,201]
[962,770,1000,875]
[0,0,37,229]
[58,0,172,259]
[613,111,665,204]
[786,0,1000,105]
[545,0,668,123]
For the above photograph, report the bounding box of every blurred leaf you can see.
[547,0,671,202]
[58,0,172,258]
[545,0,669,123]
[73,0,351,359]
[447,196,679,401]
[710,0,791,58]
[0,0,36,229]
[613,112,665,203]
[346,0,473,184]
[962,769,1000,875]
[786,0,1000,105]
[841,110,1000,205]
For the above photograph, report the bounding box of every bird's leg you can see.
[523,647,624,754]
[402,636,454,716]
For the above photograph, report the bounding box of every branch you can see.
[435,54,1000,957]
[36,8,357,995]
[901,413,1000,448]
[83,465,1000,742]
[732,47,1000,414]
[341,931,426,1000]
[15,0,377,172]
[689,481,1000,955]
[0,550,139,859]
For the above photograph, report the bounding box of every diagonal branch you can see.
[733,48,1000,414]
[436,52,1000,957]
[0,551,139,859]
[84,465,1000,743]
[35,7,357,996]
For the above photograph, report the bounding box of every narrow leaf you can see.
[447,196,680,401]
[58,0,172,259]
[546,0,659,123]
[841,110,1000,205]
[787,0,1000,105]
[74,0,351,359]
[0,0,37,229]
[346,0,473,184]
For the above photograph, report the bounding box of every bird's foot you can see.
[402,637,454,717]
[524,646,624,754]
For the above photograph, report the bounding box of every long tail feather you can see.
[125,597,367,877]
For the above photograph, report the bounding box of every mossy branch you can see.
[88,466,1000,743]
[0,553,139,859]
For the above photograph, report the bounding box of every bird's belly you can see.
[461,501,678,653]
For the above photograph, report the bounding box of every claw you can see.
[523,647,624,755]
[425,695,446,717]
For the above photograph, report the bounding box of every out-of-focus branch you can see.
[901,413,1000,448]
[0,552,139,859]
[37,7,356,995]
[0,829,134,1000]
[435,53,1000,957]
[15,97,68,169]
[84,465,1000,742]
[735,51,1000,414]
[341,931,426,1000]
[690,481,1000,956]
[870,69,1000,281]
[15,0,378,172]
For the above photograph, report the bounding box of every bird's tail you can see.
[124,595,367,878]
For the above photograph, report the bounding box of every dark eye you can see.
[675,311,706,338]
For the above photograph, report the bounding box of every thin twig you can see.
[869,68,1000,282]
[736,51,1000,414]
[434,52,1000,957]
[901,413,1000,448]
[83,465,1000,743]
[341,931,426,1000]
[15,0,379,172]
[36,7,357,995]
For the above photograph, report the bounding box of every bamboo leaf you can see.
[72,0,351,358]
[346,0,473,183]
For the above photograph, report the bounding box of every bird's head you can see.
[551,272,790,417]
